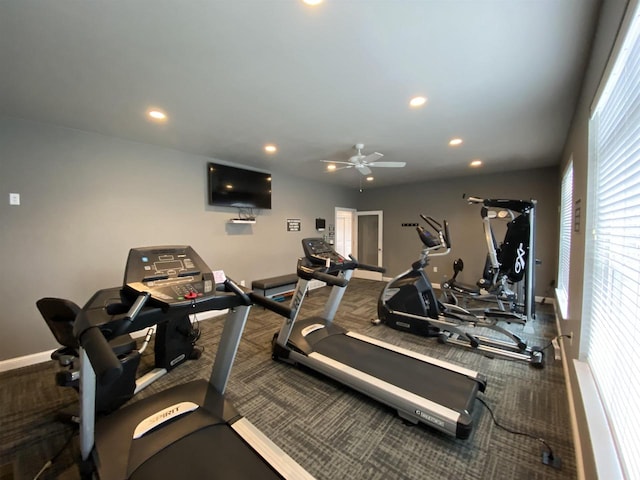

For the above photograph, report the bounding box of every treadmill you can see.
[254,239,487,439]
[73,245,314,479]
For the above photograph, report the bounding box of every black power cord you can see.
[33,428,76,480]
[538,333,572,353]
[478,397,562,469]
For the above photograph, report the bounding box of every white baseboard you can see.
[0,350,57,373]
[0,309,229,374]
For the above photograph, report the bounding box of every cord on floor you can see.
[33,429,76,480]
[478,397,562,469]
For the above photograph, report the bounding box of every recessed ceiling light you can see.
[327,164,337,171]
[264,144,277,153]
[449,138,463,146]
[303,0,323,5]
[409,96,427,108]
[366,176,374,182]
[147,109,167,121]
[470,159,483,167]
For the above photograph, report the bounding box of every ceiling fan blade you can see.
[320,160,354,165]
[355,165,372,175]
[368,161,406,168]
[332,165,354,171]
[361,152,384,164]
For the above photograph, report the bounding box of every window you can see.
[557,160,573,317]
[584,2,640,478]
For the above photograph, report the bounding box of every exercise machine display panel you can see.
[302,238,353,267]
[123,246,215,309]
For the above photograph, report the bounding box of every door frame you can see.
[354,210,384,280]
[334,207,356,256]
[334,208,384,280]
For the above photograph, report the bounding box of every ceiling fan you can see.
[322,143,406,175]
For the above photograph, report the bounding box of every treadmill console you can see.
[123,246,215,309]
[302,238,350,266]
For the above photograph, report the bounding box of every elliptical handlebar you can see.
[444,220,452,249]
[463,193,484,204]
[417,214,451,252]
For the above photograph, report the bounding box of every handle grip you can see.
[225,278,252,305]
[249,292,293,318]
[358,263,386,273]
[298,264,348,287]
[315,270,348,287]
[465,195,484,204]
[112,292,150,336]
[79,326,122,386]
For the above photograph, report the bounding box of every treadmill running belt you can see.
[131,425,282,479]
[312,334,478,413]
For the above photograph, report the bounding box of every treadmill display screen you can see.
[123,246,216,308]
[302,238,349,266]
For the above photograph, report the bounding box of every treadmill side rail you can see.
[231,418,316,480]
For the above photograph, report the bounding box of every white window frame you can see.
[556,159,573,319]
[583,2,640,478]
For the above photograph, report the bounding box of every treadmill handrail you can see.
[77,323,122,386]
[297,263,349,287]
[346,254,386,273]
[224,277,252,305]
[112,292,151,336]
[249,291,293,318]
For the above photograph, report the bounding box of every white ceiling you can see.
[1,1,601,188]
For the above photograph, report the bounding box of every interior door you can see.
[355,211,383,280]
[334,208,355,257]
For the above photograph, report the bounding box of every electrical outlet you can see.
[9,193,20,205]
[433,266,438,273]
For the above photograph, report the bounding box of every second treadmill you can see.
[257,239,487,439]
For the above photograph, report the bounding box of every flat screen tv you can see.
[207,162,272,209]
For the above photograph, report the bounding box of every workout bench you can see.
[252,273,299,301]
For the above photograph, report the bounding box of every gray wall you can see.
[556,0,630,478]
[0,116,357,361]
[357,167,560,298]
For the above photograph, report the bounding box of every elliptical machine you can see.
[440,195,538,323]
[377,215,543,368]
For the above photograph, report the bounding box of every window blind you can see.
[585,3,640,478]
[557,161,573,317]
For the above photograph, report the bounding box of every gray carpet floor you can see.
[0,279,575,479]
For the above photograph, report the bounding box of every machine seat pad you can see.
[252,274,298,290]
